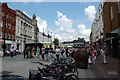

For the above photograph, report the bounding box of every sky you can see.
[1,1,100,42]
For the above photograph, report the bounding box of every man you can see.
[41,46,45,60]
[36,46,40,60]
[100,48,107,64]
[60,47,64,56]
[24,46,29,59]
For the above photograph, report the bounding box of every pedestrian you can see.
[65,48,69,57]
[100,48,107,64]
[31,47,35,58]
[45,48,49,62]
[49,48,54,62]
[13,47,16,56]
[10,46,14,58]
[36,46,40,60]
[41,46,45,60]
[55,47,61,61]
[87,48,92,64]
[91,48,97,64]
[60,47,64,56]
[24,46,29,59]
[69,48,74,58]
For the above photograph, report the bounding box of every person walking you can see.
[60,47,64,57]
[87,48,92,64]
[91,48,97,64]
[36,46,40,60]
[45,48,49,62]
[55,47,61,61]
[100,48,107,64]
[10,46,14,58]
[24,46,29,59]
[31,47,35,58]
[41,46,45,60]
[65,48,69,57]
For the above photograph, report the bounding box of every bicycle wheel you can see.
[66,74,79,80]
[34,73,43,80]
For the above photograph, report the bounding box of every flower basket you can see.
[73,49,89,69]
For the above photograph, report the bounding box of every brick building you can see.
[0,3,16,51]
[103,1,120,58]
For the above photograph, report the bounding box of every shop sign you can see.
[106,33,118,37]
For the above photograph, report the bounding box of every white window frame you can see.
[8,23,11,29]
[119,1,120,13]
[110,6,114,20]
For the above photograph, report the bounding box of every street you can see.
[1,54,119,80]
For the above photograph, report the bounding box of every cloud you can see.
[55,11,72,30]
[78,24,91,41]
[84,5,96,21]
[55,11,77,41]
[55,34,62,40]
[36,17,47,33]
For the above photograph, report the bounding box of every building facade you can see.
[61,38,85,48]
[0,3,16,51]
[90,2,104,49]
[38,32,52,48]
[103,1,120,58]
[16,10,35,52]
[32,14,39,43]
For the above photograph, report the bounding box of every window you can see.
[8,23,11,29]
[118,1,120,13]
[5,33,7,38]
[12,24,14,30]
[110,6,114,20]
[8,33,10,39]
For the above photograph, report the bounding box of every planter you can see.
[74,49,89,69]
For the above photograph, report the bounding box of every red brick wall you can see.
[0,3,16,41]
[103,2,119,41]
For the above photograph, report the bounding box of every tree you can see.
[53,38,59,46]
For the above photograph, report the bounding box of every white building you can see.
[91,2,104,45]
[38,32,53,48]
[16,10,35,52]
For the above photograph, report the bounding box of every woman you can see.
[55,47,61,61]
[31,47,35,58]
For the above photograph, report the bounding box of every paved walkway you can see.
[1,54,120,80]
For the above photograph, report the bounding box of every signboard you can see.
[106,33,118,37]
